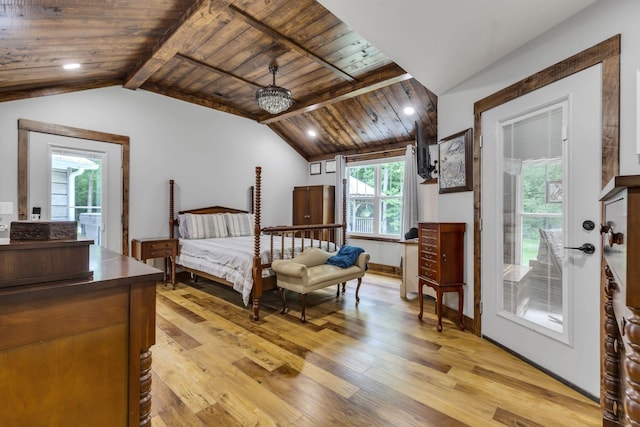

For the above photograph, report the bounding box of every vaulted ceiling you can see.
[1,0,437,161]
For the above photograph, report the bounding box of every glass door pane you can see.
[501,102,566,334]
[50,147,104,246]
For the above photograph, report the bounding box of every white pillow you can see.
[178,214,190,239]
[224,213,255,237]
[183,213,228,239]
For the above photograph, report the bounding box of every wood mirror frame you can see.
[17,119,130,255]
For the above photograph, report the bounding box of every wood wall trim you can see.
[17,119,131,255]
[471,34,621,336]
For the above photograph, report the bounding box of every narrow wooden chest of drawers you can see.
[418,222,466,331]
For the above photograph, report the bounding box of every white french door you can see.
[28,133,122,253]
[481,65,601,396]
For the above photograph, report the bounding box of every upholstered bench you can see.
[271,247,370,322]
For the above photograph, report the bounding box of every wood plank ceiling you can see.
[0,0,437,161]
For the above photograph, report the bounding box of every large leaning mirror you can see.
[17,119,130,255]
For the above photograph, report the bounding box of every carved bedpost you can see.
[169,179,175,239]
[342,178,347,246]
[252,166,262,320]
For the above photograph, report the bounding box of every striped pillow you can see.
[224,213,255,237]
[184,213,228,239]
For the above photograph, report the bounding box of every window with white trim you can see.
[346,157,404,237]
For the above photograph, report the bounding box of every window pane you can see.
[522,161,562,215]
[348,198,374,234]
[380,162,404,196]
[349,165,375,195]
[380,198,402,235]
[346,159,404,237]
[521,216,562,267]
[501,102,565,335]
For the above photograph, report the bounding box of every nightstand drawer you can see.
[146,247,176,258]
[147,241,174,250]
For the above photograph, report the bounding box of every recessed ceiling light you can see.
[403,106,415,115]
[307,130,317,137]
[63,63,81,70]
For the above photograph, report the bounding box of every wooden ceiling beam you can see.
[0,79,122,103]
[141,82,257,120]
[307,141,412,162]
[228,4,356,83]
[124,0,230,90]
[175,53,263,90]
[258,63,412,124]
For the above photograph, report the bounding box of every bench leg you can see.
[279,288,286,315]
[300,293,307,323]
[355,277,362,303]
[336,284,340,297]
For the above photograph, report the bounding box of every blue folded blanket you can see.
[326,245,365,268]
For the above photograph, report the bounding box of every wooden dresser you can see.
[0,241,162,427]
[417,222,466,331]
[600,175,640,426]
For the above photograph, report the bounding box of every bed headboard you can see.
[168,179,252,238]
[179,206,248,215]
[169,168,347,245]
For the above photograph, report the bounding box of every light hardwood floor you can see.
[151,273,600,426]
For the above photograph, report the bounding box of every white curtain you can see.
[335,154,346,245]
[402,144,418,237]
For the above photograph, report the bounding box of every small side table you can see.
[131,237,178,288]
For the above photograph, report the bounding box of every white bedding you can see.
[177,235,337,306]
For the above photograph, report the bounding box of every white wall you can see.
[0,86,308,246]
[437,0,640,318]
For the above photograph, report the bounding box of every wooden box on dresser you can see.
[0,242,162,427]
[600,175,640,426]
[417,222,466,332]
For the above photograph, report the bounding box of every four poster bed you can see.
[169,166,347,320]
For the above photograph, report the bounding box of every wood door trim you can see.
[17,119,130,255]
[472,35,621,335]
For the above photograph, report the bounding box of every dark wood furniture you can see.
[169,169,347,321]
[600,175,640,426]
[131,237,178,288]
[0,242,161,427]
[293,185,335,226]
[0,239,93,288]
[9,220,77,240]
[418,222,466,332]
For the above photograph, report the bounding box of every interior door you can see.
[481,65,601,397]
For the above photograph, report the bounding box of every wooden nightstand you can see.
[131,237,178,288]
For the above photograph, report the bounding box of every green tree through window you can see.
[347,159,404,237]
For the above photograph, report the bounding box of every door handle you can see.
[564,243,595,254]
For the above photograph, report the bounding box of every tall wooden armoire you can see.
[292,185,335,226]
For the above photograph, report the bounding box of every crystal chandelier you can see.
[255,65,293,114]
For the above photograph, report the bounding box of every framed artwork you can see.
[438,128,473,193]
[325,159,336,173]
[309,162,321,175]
[546,180,563,203]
